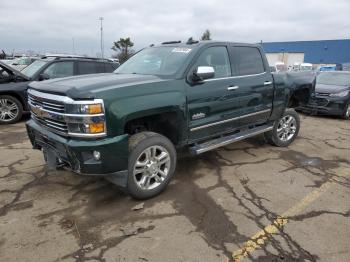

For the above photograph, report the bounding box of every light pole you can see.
[99,17,104,58]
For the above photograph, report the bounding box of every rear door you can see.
[228,45,274,126]
[77,61,100,75]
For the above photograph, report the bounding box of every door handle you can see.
[227,85,239,91]
[264,81,272,85]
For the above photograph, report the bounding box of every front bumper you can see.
[26,119,129,186]
[297,96,349,116]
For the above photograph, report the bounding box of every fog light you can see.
[89,123,105,134]
[93,151,101,161]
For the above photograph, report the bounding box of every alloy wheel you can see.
[133,145,171,190]
[0,98,19,122]
[277,115,297,142]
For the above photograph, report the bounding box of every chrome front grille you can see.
[28,93,65,113]
[31,112,68,134]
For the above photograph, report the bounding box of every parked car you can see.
[0,55,119,124]
[274,62,287,72]
[26,41,315,199]
[292,62,301,71]
[300,63,313,71]
[319,65,336,71]
[298,71,350,119]
[108,58,120,65]
[336,63,350,71]
[9,57,38,71]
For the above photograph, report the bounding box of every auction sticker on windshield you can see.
[172,48,192,53]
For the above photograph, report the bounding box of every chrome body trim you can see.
[191,125,273,154]
[227,86,239,91]
[203,72,266,82]
[190,109,271,132]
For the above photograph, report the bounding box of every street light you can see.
[99,17,104,58]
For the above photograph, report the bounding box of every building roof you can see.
[261,39,350,64]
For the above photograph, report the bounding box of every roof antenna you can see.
[186,37,199,45]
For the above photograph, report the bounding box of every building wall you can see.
[261,39,350,64]
[266,52,304,67]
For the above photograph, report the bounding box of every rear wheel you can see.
[343,102,350,120]
[0,95,23,124]
[127,132,176,199]
[265,109,300,147]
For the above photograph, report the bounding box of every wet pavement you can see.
[0,114,349,262]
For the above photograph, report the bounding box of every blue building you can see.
[261,39,350,65]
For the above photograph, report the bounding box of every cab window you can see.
[230,47,265,76]
[43,62,74,79]
[192,46,231,79]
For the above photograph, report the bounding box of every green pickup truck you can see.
[26,40,315,199]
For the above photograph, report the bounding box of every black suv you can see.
[0,55,119,124]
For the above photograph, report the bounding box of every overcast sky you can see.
[1,0,349,57]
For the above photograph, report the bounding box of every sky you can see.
[1,0,349,57]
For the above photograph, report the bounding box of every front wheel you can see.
[0,95,23,124]
[127,132,177,199]
[264,109,300,147]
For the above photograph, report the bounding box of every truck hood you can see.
[315,83,350,94]
[28,73,166,99]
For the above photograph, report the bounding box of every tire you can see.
[264,108,300,147]
[343,102,350,120]
[127,131,177,199]
[0,95,23,124]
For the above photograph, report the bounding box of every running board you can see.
[189,125,273,155]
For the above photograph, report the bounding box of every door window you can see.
[77,61,98,75]
[43,62,74,78]
[230,47,265,76]
[193,46,231,79]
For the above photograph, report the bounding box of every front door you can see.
[187,45,242,141]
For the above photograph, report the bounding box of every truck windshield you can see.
[317,73,350,86]
[21,60,48,78]
[114,46,192,76]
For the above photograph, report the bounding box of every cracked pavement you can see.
[0,114,349,262]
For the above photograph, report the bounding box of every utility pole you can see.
[99,17,104,58]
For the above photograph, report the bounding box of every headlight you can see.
[329,90,349,97]
[68,122,105,135]
[65,100,106,137]
[67,103,104,115]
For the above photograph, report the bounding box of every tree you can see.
[0,50,6,59]
[111,37,135,63]
[201,29,211,41]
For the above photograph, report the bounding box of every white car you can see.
[9,57,37,71]
[300,63,313,71]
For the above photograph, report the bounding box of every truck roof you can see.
[155,40,261,49]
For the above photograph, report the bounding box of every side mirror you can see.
[38,73,50,81]
[193,66,215,81]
